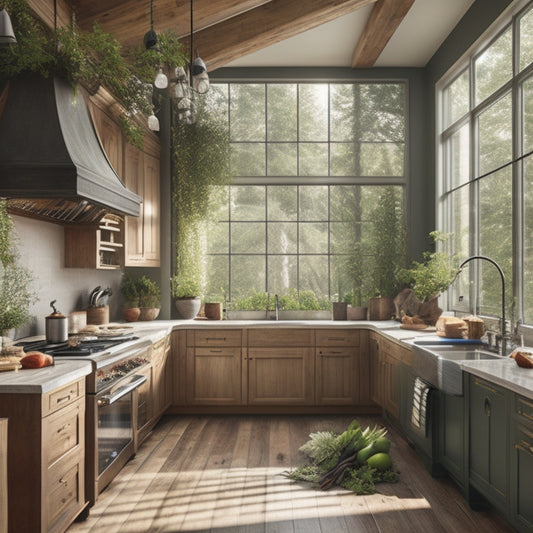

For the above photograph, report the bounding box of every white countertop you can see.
[0,359,92,394]
[2,318,532,399]
[461,357,533,400]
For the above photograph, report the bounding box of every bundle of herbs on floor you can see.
[283,420,399,495]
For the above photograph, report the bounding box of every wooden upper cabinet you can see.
[123,143,144,263]
[89,102,123,177]
[139,152,161,266]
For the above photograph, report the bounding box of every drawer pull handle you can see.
[327,337,345,341]
[474,379,501,396]
[57,423,71,433]
[210,349,222,353]
[56,394,72,403]
[206,337,226,342]
[517,409,533,422]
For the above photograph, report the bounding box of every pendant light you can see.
[0,7,17,47]
[144,0,167,88]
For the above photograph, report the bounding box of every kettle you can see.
[45,300,68,343]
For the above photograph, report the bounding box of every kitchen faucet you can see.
[458,255,508,356]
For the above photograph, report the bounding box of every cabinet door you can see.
[316,347,359,405]
[369,335,383,406]
[89,102,123,177]
[469,376,508,511]
[383,352,400,419]
[439,390,465,486]
[187,347,242,404]
[142,153,160,266]
[248,347,314,405]
[124,143,145,264]
[135,366,153,448]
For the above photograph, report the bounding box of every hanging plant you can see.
[0,0,186,146]
[171,106,231,292]
[0,199,38,336]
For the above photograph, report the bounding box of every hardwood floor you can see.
[68,415,513,533]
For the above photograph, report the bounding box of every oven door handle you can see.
[97,374,147,406]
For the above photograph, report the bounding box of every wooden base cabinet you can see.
[315,329,360,405]
[0,379,86,533]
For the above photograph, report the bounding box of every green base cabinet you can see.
[439,389,466,489]
[468,375,510,514]
[510,395,533,532]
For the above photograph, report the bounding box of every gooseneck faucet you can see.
[458,255,507,356]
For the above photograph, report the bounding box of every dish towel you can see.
[411,377,432,437]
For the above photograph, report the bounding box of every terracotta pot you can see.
[123,307,141,322]
[174,297,201,320]
[368,297,394,320]
[138,307,160,321]
[204,302,222,320]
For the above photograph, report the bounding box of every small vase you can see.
[174,297,201,320]
[332,302,348,320]
[138,307,160,321]
[123,307,141,322]
[204,302,222,320]
[368,297,394,320]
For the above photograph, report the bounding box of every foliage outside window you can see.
[196,81,407,305]
[438,0,533,326]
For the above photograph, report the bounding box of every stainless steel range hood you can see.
[0,76,141,223]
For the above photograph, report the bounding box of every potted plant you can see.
[119,273,141,322]
[136,275,161,321]
[277,289,331,320]
[0,199,37,343]
[226,291,269,320]
[171,276,202,319]
[397,231,458,325]
[368,187,407,320]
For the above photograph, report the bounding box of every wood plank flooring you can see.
[68,415,514,533]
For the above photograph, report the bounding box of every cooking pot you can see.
[46,300,68,343]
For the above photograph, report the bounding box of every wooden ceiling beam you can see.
[183,0,377,72]
[351,0,414,68]
[76,0,273,51]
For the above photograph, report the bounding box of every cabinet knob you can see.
[484,397,491,417]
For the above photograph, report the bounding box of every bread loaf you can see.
[20,352,54,369]
[510,350,533,368]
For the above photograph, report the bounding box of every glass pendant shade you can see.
[191,57,207,75]
[148,112,160,131]
[174,80,190,99]
[143,28,157,49]
[0,9,17,46]
[193,71,209,94]
[154,68,168,89]
[174,66,188,81]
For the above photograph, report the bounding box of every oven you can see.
[85,340,152,505]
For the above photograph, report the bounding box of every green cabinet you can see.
[439,389,466,488]
[510,395,533,532]
[468,376,510,513]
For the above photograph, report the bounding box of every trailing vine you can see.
[0,0,186,147]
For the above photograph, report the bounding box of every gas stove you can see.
[16,336,138,357]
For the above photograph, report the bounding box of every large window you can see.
[438,0,533,327]
[199,81,407,305]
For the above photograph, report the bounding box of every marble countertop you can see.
[2,318,532,399]
[0,359,92,394]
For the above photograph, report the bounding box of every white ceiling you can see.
[227,0,475,68]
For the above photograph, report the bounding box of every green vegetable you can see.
[367,452,392,470]
[356,437,391,463]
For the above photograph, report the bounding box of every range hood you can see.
[0,76,141,223]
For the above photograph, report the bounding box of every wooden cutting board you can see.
[0,360,22,372]
[400,324,437,331]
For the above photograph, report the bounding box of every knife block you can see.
[87,305,109,325]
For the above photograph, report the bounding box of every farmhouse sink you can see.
[412,342,502,396]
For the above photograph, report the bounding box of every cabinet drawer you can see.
[45,456,84,532]
[248,328,314,347]
[43,397,85,468]
[316,329,359,347]
[43,379,85,416]
[193,329,242,347]
[516,395,533,424]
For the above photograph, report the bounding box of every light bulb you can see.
[148,112,159,131]
[154,68,168,89]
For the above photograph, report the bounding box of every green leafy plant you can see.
[283,419,398,495]
[136,275,161,308]
[398,231,459,301]
[170,277,201,299]
[0,0,186,146]
[172,108,231,292]
[369,187,408,298]
[0,199,37,335]
[119,272,140,307]
[229,291,269,311]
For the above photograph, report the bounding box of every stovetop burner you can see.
[15,336,138,357]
